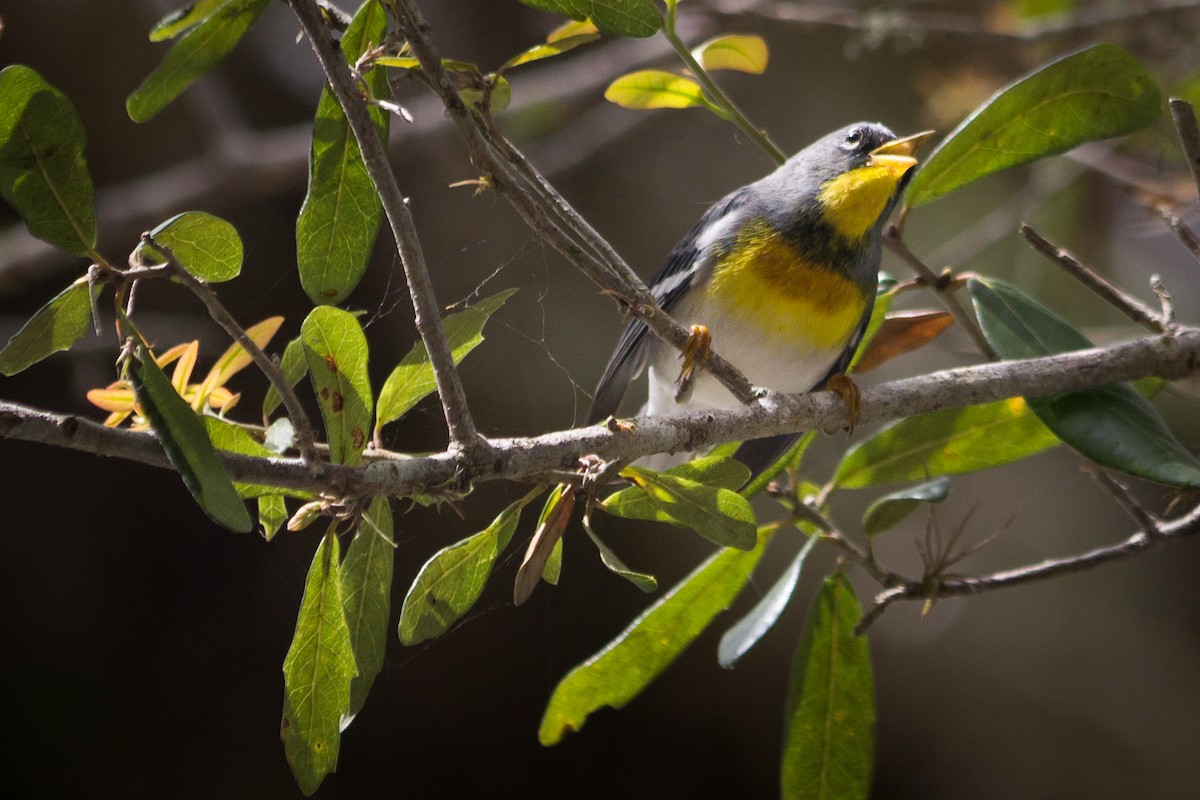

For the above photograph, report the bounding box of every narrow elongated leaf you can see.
[861,477,950,536]
[518,0,660,37]
[499,33,600,72]
[341,497,394,725]
[131,345,252,532]
[833,398,1059,488]
[0,280,92,375]
[127,0,270,122]
[617,465,757,550]
[605,70,713,111]
[301,307,372,465]
[539,528,772,745]
[149,0,226,40]
[718,532,816,669]
[375,289,516,433]
[0,65,96,257]
[282,532,357,796]
[906,44,1161,206]
[399,494,525,645]
[546,18,599,42]
[297,0,389,305]
[515,485,575,604]
[582,512,657,593]
[693,34,769,74]
[970,278,1200,488]
[194,316,283,408]
[263,336,308,418]
[851,310,954,373]
[143,211,242,282]
[782,573,874,800]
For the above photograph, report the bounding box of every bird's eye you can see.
[841,128,864,151]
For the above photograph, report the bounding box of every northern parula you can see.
[587,122,933,469]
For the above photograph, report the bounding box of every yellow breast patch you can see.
[817,162,910,242]
[707,222,867,349]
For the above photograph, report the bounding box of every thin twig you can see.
[883,225,998,359]
[1169,98,1200,202]
[286,0,486,457]
[144,236,319,462]
[1020,223,1169,334]
[1155,205,1200,262]
[1090,469,1159,534]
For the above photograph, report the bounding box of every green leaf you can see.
[263,336,308,418]
[0,280,92,375]
[399,494,525,645]
[739,431,817,500]
[718,532,816,670]
[202,416,285,499]
[127,0,270,123]
[0,65,97,257]
[499,33,601,73]
[149,0,227,41]
[603,455,751,522]
[301,306,373,465]
[582,512,657,593]
[861,477,950,536]
[613,465,757,550]
[375,289,516,434]
[130,344,252,532]
[969,278,1200,488]
[297,0,389,305]
[341,496,394,724]
[692,34,769,74]
[542,536,564,584]
[281,531,357,796]
[604,70,713,111]
[142,211,242,282]
[258,494,287,541]
[906,44,1161,206]
[833,398,1060,488]
[518,0,660,38]
[781,573,874,800]
[539,528,772,745]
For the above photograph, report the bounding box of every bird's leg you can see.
[674,324,712,402]
[823,373,861,434]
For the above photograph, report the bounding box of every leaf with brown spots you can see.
[301,307,372,465]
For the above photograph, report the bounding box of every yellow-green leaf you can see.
[0,280,93,376]
[341,497,394,724]
[605,70,713,111]
[692,34,768,74]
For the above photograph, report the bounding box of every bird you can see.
[586,122,933,472]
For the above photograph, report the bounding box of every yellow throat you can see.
[816,152,918,242]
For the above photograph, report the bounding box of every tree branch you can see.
[286,0,486,455]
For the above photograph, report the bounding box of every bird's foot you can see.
[674,325,711,402]
[824,373,861,434]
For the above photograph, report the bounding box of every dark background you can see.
[2,1,1200,797]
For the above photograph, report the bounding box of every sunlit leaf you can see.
[718,531,816,669]
[341,497,394,726]
[130,344,252,532]
[301,307,372,465]
[738,431,817,500]
[582,511,656,593]
[546,18,599,42]
[281,531,356,796]
[460,75,512,114]
[851,310,954,373]
[0,280,92,375]
[141,210,243,283]
[970,277,1200,488]
[399,493,526,645]
[616,465,757,550]
[149,0,226,40]
[0,65,96,257]
[833,397,1059,488]
[194,316,283,409]
[202,416,309,500]
[500,33,600,72]
[375,289,515,434]
[517,0,660,38]
[861,477,950,536]
[515,485,574,605]
[692,34,768,74]
[127,0,270,122]
[258,494,287,541]
[297,0,389,305]
[906,44,1161,206]
[539,527,772,745]
[263,336,308,418]
[605,70,713,111]
[781,573,874,800]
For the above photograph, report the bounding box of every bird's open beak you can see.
[868,130,936,173]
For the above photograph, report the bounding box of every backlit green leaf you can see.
[615,465,757,550]
[605,70,713,111]
[399,494,525,645]
[693,34,768,74]
[341,497,394,724]
[202,416,295,499]
[861,477,950,536]
[500,33,600,73]
[0,280,92,375]
[282,531,356,796]
[781,573,874,800]
[906,44,1160,206]
[970,277,1200,488]
[375,289,515,433]
[143,211,242,282]
[258,494,287,541]
[297,0,389,305]
[263,336,308,418]
[301,307,372,465]
[127,0,270,123]
[149,0,226,41]
[582,512,657,593]
[131,344,252,532]
[0,65,96,257]
[833,398,1059,488]
[739,431,817,500]
[539,528,772,745]
[518,0,660,38]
